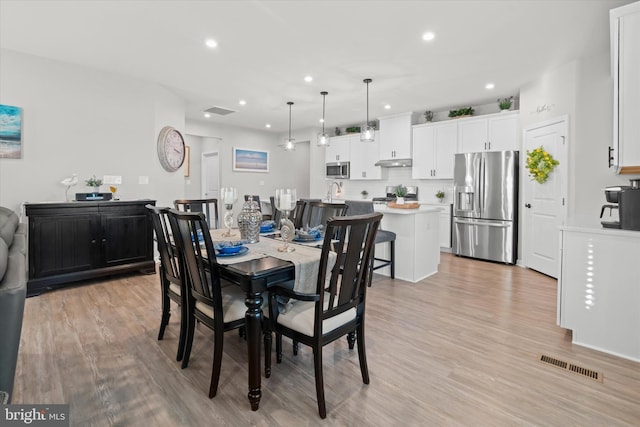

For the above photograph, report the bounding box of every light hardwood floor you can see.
[13,254,640,426]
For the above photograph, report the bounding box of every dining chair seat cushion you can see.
[276,293,357,336]
[375,229,396,244]
[194,286,247,323]
[169,283,181,296]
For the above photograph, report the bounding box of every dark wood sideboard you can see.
[25,200,156,296]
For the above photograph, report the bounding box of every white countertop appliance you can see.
[601,180,640,230]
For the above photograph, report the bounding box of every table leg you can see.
[245,291,263,411]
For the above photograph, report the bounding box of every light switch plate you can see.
[138,176,149,185]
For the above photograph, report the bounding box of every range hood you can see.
[374,158,413,168]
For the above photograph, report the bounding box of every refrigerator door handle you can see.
[454,218,510,228]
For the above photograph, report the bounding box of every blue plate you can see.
[219,245,243,254]
[260,225,275,233]
[294,235,323,243]
[216,246,249,257]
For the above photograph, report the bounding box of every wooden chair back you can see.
[173,199,219,229]
[305,201,349,232]
[167,209,225,328]
[146,205,182,287]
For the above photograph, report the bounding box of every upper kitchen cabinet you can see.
[378,112,413,160]
[412,122,458,179]
[457,111,519,153]
[610,2,640,174]
[350,132,381,180]
[326,134,351,163]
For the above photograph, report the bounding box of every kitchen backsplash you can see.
[326,167,454,204]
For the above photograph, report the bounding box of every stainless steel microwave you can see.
[326,162,350,179]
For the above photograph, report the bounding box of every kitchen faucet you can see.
[327,181,343,203]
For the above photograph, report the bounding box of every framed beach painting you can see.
[0,104,23,159]
[233,147,269,172]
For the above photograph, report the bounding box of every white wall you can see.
[0,49,185,211]
[520,50,640,228]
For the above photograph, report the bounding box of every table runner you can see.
[210,229,335,295]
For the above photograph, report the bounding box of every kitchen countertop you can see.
[560,225,640,238]
[374,205,441,215]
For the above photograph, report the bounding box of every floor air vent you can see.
[537,354,603,383]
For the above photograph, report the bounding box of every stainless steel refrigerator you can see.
[452,150,518,264]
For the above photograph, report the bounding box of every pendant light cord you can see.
[363,78,372,127]
[321,91,328,133]
[287,101,293,140]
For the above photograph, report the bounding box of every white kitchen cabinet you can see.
[325,134,351,163]
[411,122,457,179]
[421,203,452,249]
[558,227,640,362]
[610,2,640,174]
[350,132,381,180]
[457,111,519,153]
[378,112,413,160]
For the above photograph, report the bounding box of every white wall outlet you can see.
[138,176,149,185]
[102,175,122,185]
[259,180,265,186]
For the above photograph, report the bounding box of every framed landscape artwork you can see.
[233,147,269,172]
[0,104,23,159]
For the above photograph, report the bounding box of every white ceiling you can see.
[0,0,634,134]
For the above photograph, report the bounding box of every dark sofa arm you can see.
[0,250,26,403]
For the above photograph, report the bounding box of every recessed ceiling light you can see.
[384,104,391,110]
[265,124,271,128]
[204,113,211,118]
[239,100,246,106]
[304,76,313,83]
[205,39,218,48]
[485,83,495,90]
[422,32,435,41]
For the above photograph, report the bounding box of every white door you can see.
[522,117,568,278]
[201,151,220,199]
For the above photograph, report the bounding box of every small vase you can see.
[396,197,405,205]
[438,198,444,203]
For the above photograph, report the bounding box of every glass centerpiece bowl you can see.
[220,187,238,237]
[275,188,296,252]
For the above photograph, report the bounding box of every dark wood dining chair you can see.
[267,212,382,418]
[173,198,219,229]
[146,205,188,362]
[345,200,396,279]
[167,208,248,398]
[305,201,349,233]
[269,196,283,226]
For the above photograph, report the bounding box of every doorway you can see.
[201,151,220,200]
[522,116,568,278]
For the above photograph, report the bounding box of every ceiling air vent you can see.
[204,106,237,116]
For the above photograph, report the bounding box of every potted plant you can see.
[436,190,445,202]
[498,96,514,111]
[448,107,475,118]
[85,175,103,192]
[361,190,369,199]
[395,185,407,204]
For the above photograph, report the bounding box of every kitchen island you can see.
[373,204,441,283]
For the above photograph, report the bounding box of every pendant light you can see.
[360,78,375,142]
[284,101,295,151]
[317,91,330,147]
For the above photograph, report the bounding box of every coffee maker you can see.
[601,179,640,230]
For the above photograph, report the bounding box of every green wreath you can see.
[526,146,559,184]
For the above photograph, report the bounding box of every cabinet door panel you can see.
[434,124,458,179]
[411,125,435,179]
[101,212,153,266]
[29,214,99,278]
[488,115,518,151]
[458,119,488,153]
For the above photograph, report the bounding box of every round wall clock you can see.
[157,126,186,172]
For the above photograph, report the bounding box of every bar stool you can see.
[345,200,396,279]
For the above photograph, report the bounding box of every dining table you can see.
[210,227,328,411]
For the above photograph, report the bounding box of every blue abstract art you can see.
[0,104,22,159]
